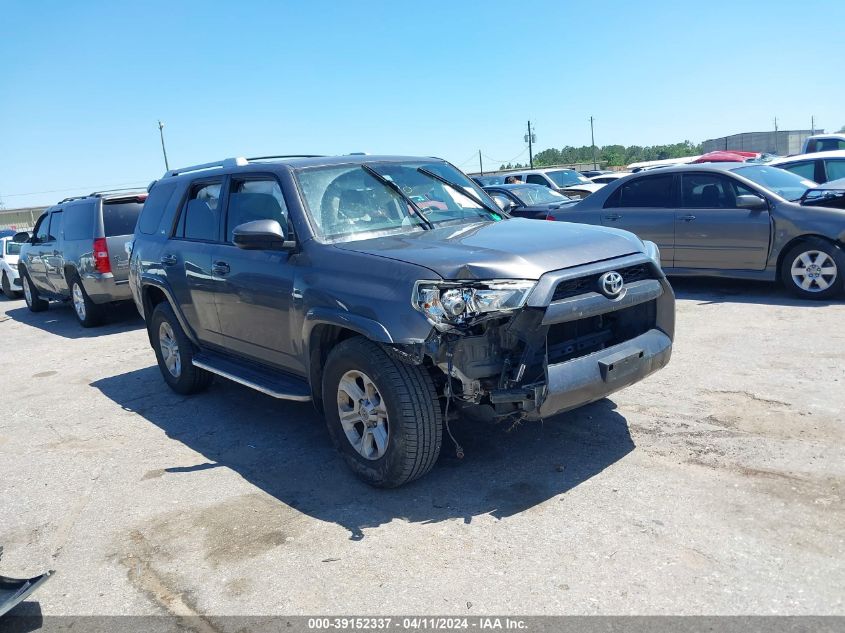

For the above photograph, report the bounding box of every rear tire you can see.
[150,302,213,395]
[22,272,48,312]
[2,272,20,299]
[69,277,104,327]
[322,336,442,488]
[780,238,845,300]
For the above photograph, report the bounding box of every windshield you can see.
[734,165,816,201]
[296,161,501,241]
[4,240,22,255]
[473,175,505,186]
[546,169,590,187]
[509,185,569,205]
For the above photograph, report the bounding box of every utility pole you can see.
[811,115,815,135]
[774,117,778,133]
[479,150,483,176]
[590,116,597,170]
[525,120,535,169]
[158,120,170,171]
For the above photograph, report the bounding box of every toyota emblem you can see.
[599,271,624,298]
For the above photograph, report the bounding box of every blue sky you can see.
[2,0,843,208]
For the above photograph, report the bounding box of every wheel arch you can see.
[306,322,367,411]
[776,233,844,276]
[140,279,199,346]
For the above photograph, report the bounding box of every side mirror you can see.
[736,194,767,210]
[13,231,32,244]
[232,219,295,251]
[492,195,515,212]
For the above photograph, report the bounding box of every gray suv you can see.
[16,190,146,326]
[128,155,674,487]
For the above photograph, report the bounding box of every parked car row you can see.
[9,154,677,488]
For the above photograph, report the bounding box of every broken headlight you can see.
[413,279,536,330]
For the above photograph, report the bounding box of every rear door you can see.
[164,179,224,345]
[600,173,676,268]
[101,196,145,281]
[210,174,303,373]
[822,158,845,184]
[674,172,770,270]
[42,209,66,294]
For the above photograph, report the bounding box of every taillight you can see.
[545,213,557,221]
[93,237,111,273]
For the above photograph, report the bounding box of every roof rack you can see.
[246,154,325,161]
[58,195,89,204]
[163,157,249,178]
[89,187,148,197]
[163,155,325,178]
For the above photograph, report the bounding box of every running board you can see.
[192,352,311,401]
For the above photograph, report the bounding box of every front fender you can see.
[302,307,394,344]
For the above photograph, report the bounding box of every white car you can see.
[590,172,631,184]
[505,167,605,197]
[771,149,845,184]
[1,236,23,299]
[801,133,845,154]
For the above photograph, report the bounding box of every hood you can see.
[333,218,644,280]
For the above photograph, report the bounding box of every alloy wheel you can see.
[72,283,86,321]
[336,370,390,460]
[790,250,837,293]
[23,276,33,306]
[158,321,182,378]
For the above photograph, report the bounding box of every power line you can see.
[482,146,529,165]
[1,180,150,198]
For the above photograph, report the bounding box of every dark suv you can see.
[128,155,674,487]
[16,190,147,326]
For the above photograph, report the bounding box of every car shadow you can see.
[93,366,634,540]
[0,601,44,633]
[3,302,144,339]
[669,276,842,307]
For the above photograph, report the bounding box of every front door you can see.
[600,173,676,268]
[675,172,770,270]
[43,210,66,294]
[210,175,302,374]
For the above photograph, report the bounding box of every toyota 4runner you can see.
[128,154,674,487]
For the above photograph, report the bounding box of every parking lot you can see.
[1,278,843,616]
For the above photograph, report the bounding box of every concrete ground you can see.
[0,278,842,617]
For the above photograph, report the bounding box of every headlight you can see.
[642,240,661,267]
[413,279,536,330]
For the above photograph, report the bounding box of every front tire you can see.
[70,277,104,327]
[322,337,442,488]
[22,272,48,312]
[780,238,845,300]
[150,302,213,395]
[2,272,20,299]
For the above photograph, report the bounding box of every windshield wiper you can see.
[361,163,434,230]
[416,167,502,218]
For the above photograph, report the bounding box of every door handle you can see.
[679,214,697,222]
[603,214,622,221]
[160,254,177,266]
[212,261,230,276]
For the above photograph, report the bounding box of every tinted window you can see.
[47,211,63,241]
[682,174,755,208]
[618,175,674,207]
[781,161,816,181]
[139,182,178,235]
[5,240,22,255]
[63,201,96,240]
[226,179,289,242]
[817,139,845,151]
[34,214,50,241]
[525,174,548,186]
[181,182,222,241]
[103,201,143,237]
[824,159,845,182]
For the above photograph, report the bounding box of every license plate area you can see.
[598,347,645,382]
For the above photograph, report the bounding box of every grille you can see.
[546,299,656,365]
[552,263,653,302]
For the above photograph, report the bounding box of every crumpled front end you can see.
[398,253,674,422]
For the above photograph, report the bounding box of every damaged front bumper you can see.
[406,253,675,421]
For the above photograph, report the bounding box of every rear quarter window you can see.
[63,201,96,240]
[103,201,143,237]
[138,182,178,235]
